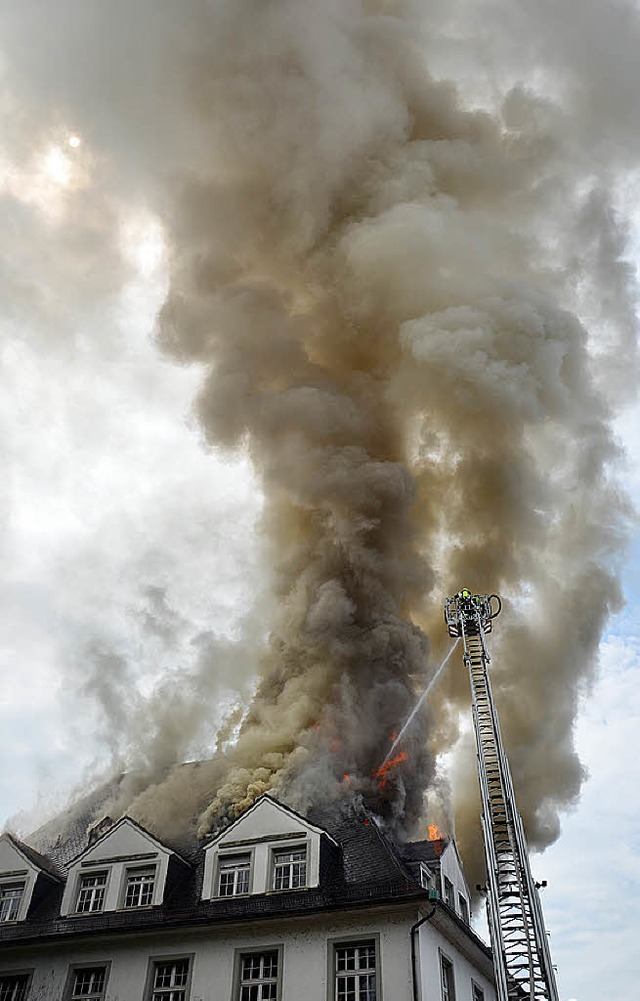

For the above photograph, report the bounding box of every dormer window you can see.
[219,854,251,897]
[272,847,306,890]
[123,866,156,908]
[75,872,107,914]
[201,796,333,901]
[418,863,435,891]
[60,817,186,918]
[0,881,25,922]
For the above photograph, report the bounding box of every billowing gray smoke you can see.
[3,1,637,873]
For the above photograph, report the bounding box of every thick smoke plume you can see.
[3,1,638,872]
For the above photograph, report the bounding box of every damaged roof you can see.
[0,786,487,961]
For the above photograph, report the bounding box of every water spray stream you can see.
[380,638,460,768]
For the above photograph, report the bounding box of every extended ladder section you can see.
[444,591,559,1001]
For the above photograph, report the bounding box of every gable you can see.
[213,796,328,848]
[0,834,41,923]
[79,820,171,864]
[201,796,332,900]
[0,836,38,878]
[59,817,182,917]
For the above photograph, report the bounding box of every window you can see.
[472,983,484,1001]
[418,863,433,891]
[334,941,377,1001]
[443,876,455,907]
[272,847,306,890]
[123,866,155,908]
[149,958,191,1001]
[75,872,107,913]
[68,966,108,1000]
[238,951,279,1001]
[440,956,456,1001]
[0,882,25,922]
[458,893,469,924]
[0,974,31,1001]
[219,854,251,896]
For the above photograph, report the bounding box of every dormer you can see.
[202,795,337,901]
[60,816,188,917]
[439,839,472,923]
[400,834,472,923]
[0,833,60,923]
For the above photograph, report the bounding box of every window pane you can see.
[239,951,278,1001]
[71,966,106,999]
[219,855,251,897]
[0,974,30,1001]
[335,942,376,1001]
[124,868,155,908]
[154,960,189,988]
[272,848,306,890]
[0,883,25,922]
[440,957,455,1001]
[151,958,190,1001]
[76,873,107,913]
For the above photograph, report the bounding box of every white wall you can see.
[440,843,472,920]
[0,836,40,922]
[418,915,496,1001]
[0,903,496,1001]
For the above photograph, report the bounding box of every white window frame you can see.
[64,963,111,1001]
[458,892,470,924]
[440,952,456,1001]
[217,852,252,897]
[443,875,455,907]
[145,954,193,1001]
[234,947,282,1001]
[122,865,156,908]
[0,881,26,923]
[471,982,485,1001]
[418,863,433,891]
[0,971,32,1001]
[75,871,108,914]
[330,937,379,1001]
[271,845,307,890]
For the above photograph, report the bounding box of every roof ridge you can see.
[366,817,416,884]
[3,833,62,880]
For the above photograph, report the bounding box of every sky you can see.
[1,3,640,1000]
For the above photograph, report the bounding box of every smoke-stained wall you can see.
[2,0,637,875]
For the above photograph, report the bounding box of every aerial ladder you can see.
[444,589,560,1001]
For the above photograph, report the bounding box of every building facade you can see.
[0,794,495,1001]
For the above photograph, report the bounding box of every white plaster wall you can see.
[216,800,315,843]
[440,844,471,919]
[0,905,496,1001]
[418,917,496,1001]
[0,836,39,922]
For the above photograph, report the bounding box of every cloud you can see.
[533,631,640,1001]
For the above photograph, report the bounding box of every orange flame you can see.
[342,773,351,787]
[373,751,408,789]
[427,823,443,841]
